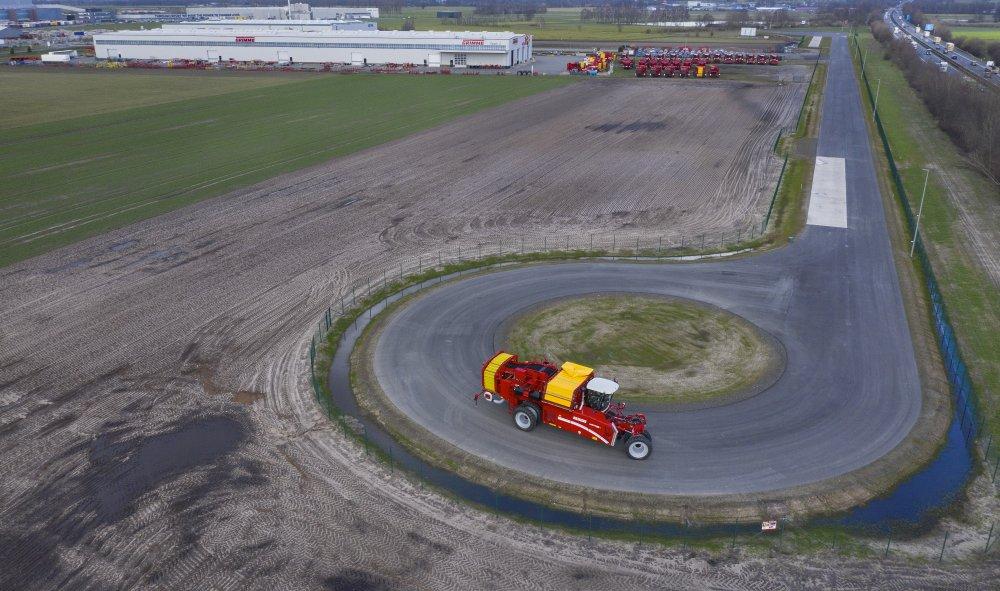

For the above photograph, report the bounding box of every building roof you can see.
[185,19,365,26]
[35,4,86,13]
[97,27,525,41]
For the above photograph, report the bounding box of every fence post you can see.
[992,459,999,483]
[985,522,994,554]
[884,531,892,558]
[939,531,949,563]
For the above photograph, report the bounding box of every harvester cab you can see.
[478,352,651,460]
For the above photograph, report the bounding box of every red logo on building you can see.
[461,39,485,45]
[235,37,255,43]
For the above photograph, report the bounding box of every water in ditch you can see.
[327,270,975,539]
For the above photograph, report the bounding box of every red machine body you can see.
[478,352,651,460]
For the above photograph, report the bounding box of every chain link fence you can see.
[854,33,998,486]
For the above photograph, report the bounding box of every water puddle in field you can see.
[327,267,975,538]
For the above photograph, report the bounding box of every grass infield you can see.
[504,294,777,405]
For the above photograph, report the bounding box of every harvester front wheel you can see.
[513,404,539,432]
[625,433,652,460]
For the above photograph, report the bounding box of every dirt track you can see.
[1,73,990,589]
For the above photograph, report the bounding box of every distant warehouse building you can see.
[185,4,379,21]
[92,21,533,67]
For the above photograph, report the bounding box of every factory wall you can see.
[93,34,531,67]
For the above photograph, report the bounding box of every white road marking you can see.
[808,36,822,48]
[807,156,848,228]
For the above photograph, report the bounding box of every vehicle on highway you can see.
[940,61,948,72]
[478,352,652,460]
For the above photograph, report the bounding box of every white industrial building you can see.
[185,4,379,21]
[161,19,377,32]
[92,21,533,67]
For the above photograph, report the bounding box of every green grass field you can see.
[1,69,301,128]
[0,70,570,267]
[852,32,1000,441]
[379,6,784,43]
[949,26,1000,41]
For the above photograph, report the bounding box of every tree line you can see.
[871,20,1000,183]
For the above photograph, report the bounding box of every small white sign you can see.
[762,520,778,532]
[740,27,757,37]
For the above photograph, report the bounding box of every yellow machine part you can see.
[483,352,514,393]
[544,361,593,408]
[697,65,705,77]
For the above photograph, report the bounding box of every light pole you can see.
[862,42,870,74]
[872,78,881,122]
[910,168,930,257]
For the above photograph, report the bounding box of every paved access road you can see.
[371,35,925,495]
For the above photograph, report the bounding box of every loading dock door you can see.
[351,52,363,65]
[207,50,221,61]
[278,51,291,64]
[427,52,441,67]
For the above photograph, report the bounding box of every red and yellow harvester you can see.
[476,352,652,460]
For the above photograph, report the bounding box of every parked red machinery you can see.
[619,55,633,69]
[708,64,720,78]
[477,353,652,460]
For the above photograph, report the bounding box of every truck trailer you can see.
[477,352,652,460]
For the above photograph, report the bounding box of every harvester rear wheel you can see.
[513,404,539,432]
[625,433,652,460]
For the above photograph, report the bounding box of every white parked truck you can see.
[40,49,77,63]
[932,36,942,44]
[939,61,948,72]
[945,42,955,52]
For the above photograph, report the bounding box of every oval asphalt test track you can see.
[370,36,924,495]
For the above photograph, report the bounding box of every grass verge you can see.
[852,32,1000,445]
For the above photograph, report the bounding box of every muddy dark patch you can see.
[86,414,245,523]
[323,569,397,591]
[232,390,264,404]
[38,413,76,438]
[406,530,454,555]
[109,239,139,252]
[587,120,667,133]
[569,566,598,581]
[0,533,63,590]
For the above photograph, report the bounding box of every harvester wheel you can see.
[625,433,652,460]
[513,404,539,432]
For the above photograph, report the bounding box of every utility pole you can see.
[910,168,930,257]
[862,41,870,74]
[872,78,881,122]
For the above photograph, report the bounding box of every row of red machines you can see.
[619,55,719,78]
